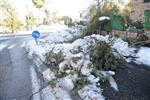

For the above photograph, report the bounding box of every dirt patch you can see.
[101,63,150,100]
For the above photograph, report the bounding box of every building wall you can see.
[130,0,150,22]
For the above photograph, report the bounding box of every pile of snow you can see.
[25,31,150,100]
[78,85,105,100]
[44,31,73,43]
[25,34,112,100]
[99,16,110,21]
[135,47,150,66]
[111,38,136,62]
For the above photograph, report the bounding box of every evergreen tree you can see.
[32,0,45,8]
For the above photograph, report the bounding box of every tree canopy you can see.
[1,0,22,33]
[32,0,45,9]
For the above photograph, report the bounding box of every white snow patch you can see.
[107,71,115,76]
[44,31,73,43]
[58,76,74,90]
[0,44,7,51]
[135,47,150,66]
[112,38,134,57]
[99,16,110,21]
[54,87,72,100]
[101,71,118,91]
[30,66,41,100]
[42,69,56,82]
[78,85,105,100]
[87,75,99,84]
[108,76,118,91]
[30,66,58,100]
[21,41,26,47]
[41,86,57,100]
[81,66,92,76]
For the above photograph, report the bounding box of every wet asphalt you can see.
[0,37,33,100]
[101,63,150,100]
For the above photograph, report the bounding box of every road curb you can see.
[26,51,53,83]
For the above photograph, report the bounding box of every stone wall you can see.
[111,30,150,39]
[130,0,150,22]
[112,30,138,39]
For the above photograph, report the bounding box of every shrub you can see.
[73,76,90,91]
[88,41,125,70]
[44,48,64,74]
[86,13,101,35]
[61,16,73,27]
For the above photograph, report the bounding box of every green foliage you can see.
[122,2,131,17]
[86,0,123,35]
[86,13,101,33]
[32,0,45,8]
[4,17,22,33]
[73,76,90,91]
[1,0,22,33]
[26,12,36,29]
[44,48,64,74]
[51,10,61,23]
[65,34,85,43]
[61,16,73,27]
[89,41,125,70]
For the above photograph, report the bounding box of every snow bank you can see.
[135,47,150,66]
[78,85,105,100]
[44,31,73,43]
[25,34,110,100]
[25,31,150,100]
[112,38,136,57]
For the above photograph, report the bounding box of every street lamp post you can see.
[26,5,29,30]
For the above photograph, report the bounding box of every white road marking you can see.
[8,44,16,49]
[0,44,7,51]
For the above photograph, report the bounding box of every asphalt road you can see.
[0,36,34,100]
[101,63,150,100]
[0,35,48,100]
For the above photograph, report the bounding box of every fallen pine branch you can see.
[130,40,150,47]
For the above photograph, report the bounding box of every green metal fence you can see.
[144,10,150,29]
[101,20,112,32]
[111,16,124,31]
[144,0,150,2]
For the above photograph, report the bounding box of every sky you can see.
[45,0,93,19]
[10,0,93,21]
[9,0,129,21]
